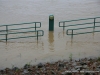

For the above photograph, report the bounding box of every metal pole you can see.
[49,15,54,31]
[94,18,95,30]
[40,22,41,27]
[59,22,60,27]
[6,34,7,42]
[63,22,65,31]
[6,25,8,42]
[35,23,36,31]
[37,31,38,40]
[6,25,8,34]
[71,30,73,38]
[67,30,68,35]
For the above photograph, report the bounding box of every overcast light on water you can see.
[0,0,100,68]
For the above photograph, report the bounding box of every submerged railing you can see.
[59,17,100,38]
[0,22,41,32]
[66,26,100,38]
[0,22,44,42]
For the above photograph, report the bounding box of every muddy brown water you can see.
[0,0,100,69]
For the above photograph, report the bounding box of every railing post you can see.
[67,30,68,35]
[35,22,36,31]
[63,22,65,31]
[49,15,54,31]
[6,34,7,42]
[59,22,60,27]
[6,25,8,34]
[6,25,8,42]
[37,31,38,40]
[42,30,44,36]
[94,18,95,30]
[40,22,41,27]
[71,30,73,38]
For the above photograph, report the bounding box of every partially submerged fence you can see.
[59,17,100,38]
[0,22,44,42]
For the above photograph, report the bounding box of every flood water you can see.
[0,0,100,69]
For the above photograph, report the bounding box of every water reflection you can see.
[48,31,54,51]
[58,31,65,39]
[71,38,74,46]
[31,41,44,50]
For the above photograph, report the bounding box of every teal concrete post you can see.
[49,15,54,31]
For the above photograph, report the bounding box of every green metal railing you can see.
[0,22,41,32]
[59,17,100,30]
[0,30,44,42]
[59,17,100,38]
[66,27,100,38]
[0,22,44,42]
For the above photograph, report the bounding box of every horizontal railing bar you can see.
[60,22,100,27]
[67,26,100,30]
[95,17,100,19]
[37,30,44,36]
[60,22,94,27]
[75,31,100,35]
[0,27,41,32]
[0,30,44,41]
[8,27,40,30]
[95,22,100,23]
[6,30,42,34]
[0,39,6,40]
[1,36,39,40]
[8,36,40,40]
[60,18,93,23]
[59,17,100,23]
[0,30,44,35]
[0,30,6,32]
[67,30,100,35]
[0,22,41,27]
[0,33,7,35]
